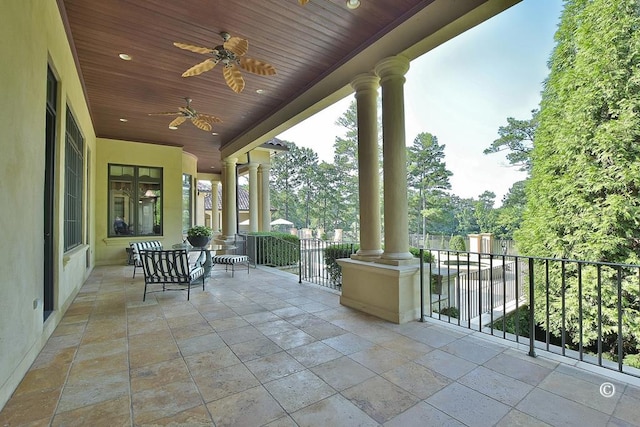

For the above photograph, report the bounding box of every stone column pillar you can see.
[248,162,259,233]
[259,164,271,231]
[221,157,238,240]
[257,166,264,230]
[350,73,382,259]
[210,178,220,233]
[375,56,413,261]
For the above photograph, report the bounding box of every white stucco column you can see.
[258,166,264,230]
[350,73,382,259]
[259,164,271,231]
[248,162,259,233]
[221,157,238,240]
[375,56,413,261]
[210,178,220,233]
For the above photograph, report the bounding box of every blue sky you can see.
[278,0,563,205]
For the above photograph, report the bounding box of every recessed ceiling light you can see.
[169,125,178,130]
[346,0,360,9]
[119,118,128,122]
[256,89,265,94]
[118,53,132,61]
[211,132,219,136]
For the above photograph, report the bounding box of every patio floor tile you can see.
[2,264,639,427]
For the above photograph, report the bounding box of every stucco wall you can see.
[94,139,198,265]
[0,0,97,410]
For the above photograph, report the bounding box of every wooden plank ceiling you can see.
[58,0,437,173]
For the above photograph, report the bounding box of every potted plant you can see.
[186,225,213,248]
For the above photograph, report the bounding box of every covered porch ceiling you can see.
[57,0,520,174]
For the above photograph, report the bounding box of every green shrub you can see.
[249,232,299,266]
[324,244,359,285]
[623,354,640,369]
[435,306,459,318]
[409,247,434,263]
[449,235,466,251]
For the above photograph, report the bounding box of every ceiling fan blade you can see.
[173,42,214,54]
[239,57,277,76]
[181,59,218,77]
[223,64,245,93]
[197,114,223,124]
[148,111,181,116]
[169,116,187,128]
[224,37,249,57]
[191,118,212,132]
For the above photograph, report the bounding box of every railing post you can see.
[419,248,425,322]
[528,257,536,357]
[298,239,302,284]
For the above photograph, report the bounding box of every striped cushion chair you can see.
[130,240,162,278]
[138,249,205,301]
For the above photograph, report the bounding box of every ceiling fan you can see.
[148,98,222,132]
[174,32,276,94]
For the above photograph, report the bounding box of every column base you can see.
[337,258,421,324]
[375,256,418,267]
[351,249,382,261]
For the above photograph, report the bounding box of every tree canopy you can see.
[516,0,640,366]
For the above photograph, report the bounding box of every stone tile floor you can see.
[1,265,639,426]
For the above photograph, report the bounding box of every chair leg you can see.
[143,282,147,301]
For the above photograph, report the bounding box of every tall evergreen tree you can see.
[517,0,640,365]
[484,110,538,173]
[270,141,308,226]
[407,132,453,239]
[331,102,360,235]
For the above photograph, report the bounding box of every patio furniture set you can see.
[129,240,250,300]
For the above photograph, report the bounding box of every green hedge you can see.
[449,235,466,251]
[409,247,434,263]
[324,244,359,285]
[249,232,299,266]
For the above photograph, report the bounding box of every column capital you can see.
[374,56,410,83]
[223,157,238,166]
[350,73,379,95]
[247,162,259,171]
[258,163,271,171]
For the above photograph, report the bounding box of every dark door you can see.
[43,67,57,321]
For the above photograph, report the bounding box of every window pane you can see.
[64,109,83,251]
[182,174,192,233]
[110,165,134,178]
[109,180,133,236]
[138,182,161,235]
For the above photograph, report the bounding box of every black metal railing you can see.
[246,234,299,269]
[420,248,640,378]
[299,239,357,290]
